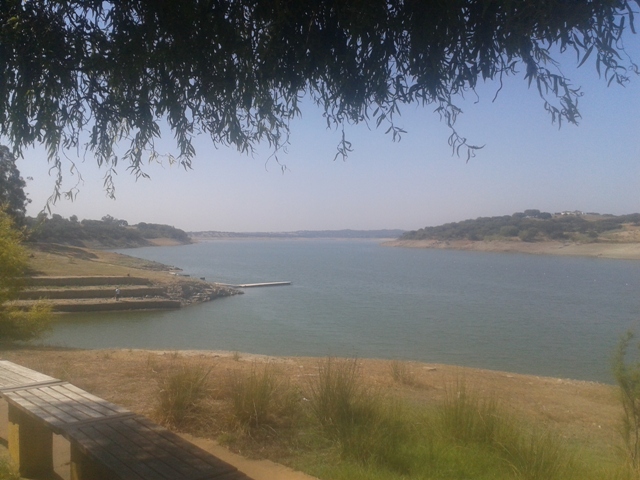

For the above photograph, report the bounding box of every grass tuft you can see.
[389,360,419,387]
[307,358,412,470]
[156,360,212,428]
[438,379,572,480]
[228,363,300,432]
[439,379,500,444]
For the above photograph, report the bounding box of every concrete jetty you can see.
[219,281,291,288]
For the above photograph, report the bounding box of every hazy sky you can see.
[15,39,640,232]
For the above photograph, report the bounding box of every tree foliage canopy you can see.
[0,210,27,304]
[401,212,640,242]
[0,210,50,341]
[26,214,191,247]
[0,146,29,222]
[0,1,637,195]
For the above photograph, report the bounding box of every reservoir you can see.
[41,240,640,383]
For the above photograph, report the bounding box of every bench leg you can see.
[8,405,53,478]
[70,445,113,480]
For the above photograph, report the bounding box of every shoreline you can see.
[383,239,640,260]
[118,348,611,384]
[131,236,640,261]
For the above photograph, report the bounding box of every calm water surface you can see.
[42,240,640,383]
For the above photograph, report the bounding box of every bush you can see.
[614,331,640,471]
[519,228,538,242]
[500,225,520,237]
[0,211,51,341]
[0,302,51,341]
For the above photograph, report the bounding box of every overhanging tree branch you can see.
[0,1,637,197]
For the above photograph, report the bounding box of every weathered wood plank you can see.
[3,383,132,431]
[6,387,86,425]
[88,420,186,479]
[0,360,58,388]
[66,415,243,479]
[9,392,67,425]
[47,383,128,418]
[69,426,157,480]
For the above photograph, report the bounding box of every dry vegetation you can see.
[26,243,180,282]
[0,347,628,479]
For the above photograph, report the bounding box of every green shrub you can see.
[500,225,520,237]
[614,331,640,471]
[0,302,51,341]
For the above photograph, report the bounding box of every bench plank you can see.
[0,360,58,389]
[76,422,189,479]
[47,383,129,418]
[67,415,247,479]
[4,383,131,431]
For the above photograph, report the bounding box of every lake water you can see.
[41,240,640,383]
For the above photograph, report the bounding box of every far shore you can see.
[139,236,640,261]
[383,238,640,260]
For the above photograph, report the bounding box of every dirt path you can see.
[181,434,318,480]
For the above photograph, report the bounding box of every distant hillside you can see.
[191,229,405,240]
[401,210,640,243]
[26,214,191,248]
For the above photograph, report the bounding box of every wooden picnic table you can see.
[0,360,252,480]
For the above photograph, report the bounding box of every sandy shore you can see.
[383,239,640,260]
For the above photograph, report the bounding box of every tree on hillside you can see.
[0,1,637,195]
[0,146,30,223]
[0,211,50,341]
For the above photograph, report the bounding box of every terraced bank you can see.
[18,244,241,313]
[12,276,182,312]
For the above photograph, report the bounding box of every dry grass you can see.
[0,347,629,478]
[0,348,621,448]
[389,360,421,387]
[156,359,213,428]
[26,244,175,282]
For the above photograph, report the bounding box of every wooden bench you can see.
[0,360,252,480]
